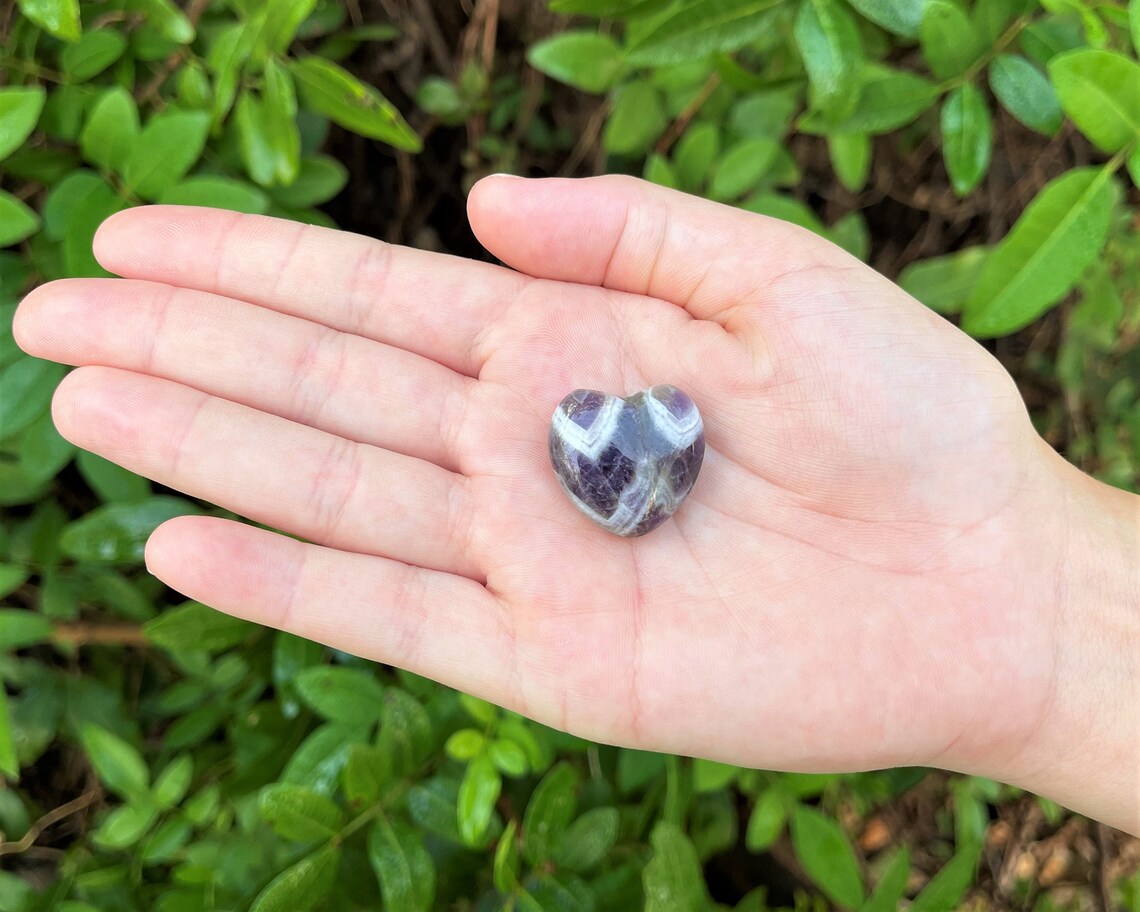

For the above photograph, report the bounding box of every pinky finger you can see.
[145,516,510,698]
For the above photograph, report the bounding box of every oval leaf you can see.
[295,666,385,724]
[522,761,579,864]
[457,753,501,846]
[80,725,149,799]
[368,817,435,912]
[123,109,210,199]
[258,782,345,841]
[1048,49,1140,152]
[794,0,864,117]
[60,496,204,564]
[0,87,46,162]
[144,601,256,653]
[527,32,624,94]
[941,82,992,196]
[644,822,705,912]
[988,54,1063,135]
[626,0,786,66]
[790,805,865,909]
[249,845,340,912]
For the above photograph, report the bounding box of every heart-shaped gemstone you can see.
[549,385,705,537]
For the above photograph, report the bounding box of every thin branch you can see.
[0,790,99,857]
[52,623,149,647]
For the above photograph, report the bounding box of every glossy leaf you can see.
[407,777,465,844]
[643,822,705,912]
[294,666,384,725]
[522,761,579,864]
[368,817,435,912]
[457,753,501,846]
[862,847,912,912]
[899,246,989,314]
[290,56,421,151]
[61,30,128,80]
[80,725,149,798]
[0,608,53,650]
[123,109,210,199]
[0,193,41,248]
[15,0,80,42]
[626,0,787,66]
[493,819,520,892]
[343,743,389,807]
[988,54,1063,135]
[553,807,620,872]
[377,687,434,776]
[963,166,1117,336]
[60,497,203,564]
[80,88,140,174]
[249,845,340,912]
[920,0,983,78]
[93,802,159,849]
[527,32,624,94]
[790,805,865,909]
[0,87,47,162]
[845,0,926,36]
[259,782,344,841]
[144,601,256,653]
[124,0,195,43]
[1048,49,1140,152]
[910,841,982,912]
[445,728,485,761]
[941,83,992,195]
[794,0,863,117]
[152,754,193,808]
[282,721,369,794]
[76,451,149,503]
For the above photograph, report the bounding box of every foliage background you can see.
[0,0,1138,910]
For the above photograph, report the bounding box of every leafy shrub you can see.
[1,0,1137,910]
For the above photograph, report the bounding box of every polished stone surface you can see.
[549,385,705,537]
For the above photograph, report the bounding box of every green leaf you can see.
[920,0,983,79]
[626,0,787,66]
[602,80,666,155]
[458,692,497,725]
[489,737,529,778]
[710,137,780,200]
[295,666,384,724]
[910,841,981,912]
[407,777,464,843]
[41,170,126,277]
[673,122,719,191]
[644,153,678,187]
[1048,49,1140,153]
[80,725,149,798]
[273,630,324,719]
[1128,145,1140,187]
[255,0,320,59]
[268,155,347,208]
[444,728,486,761]
[0,193,41,247]
[457,753,501,846]
[523,762,579,864]
[60,496,203,564]
[123,109,210,199]
[283,721,370,793]
[553,807,619,872]
[1132,0,1140,54]
[988,54,1063,135]
[899,246,989,314]
[377,687,433,776]
[0,609,53,650]
[644,821,705,912]
[258,782,345,841]
[0,87,46,162]
[745,787,786,851]
[828,132,871,191]
[76,450,149,503]
[61,29,127,80]
[343,742,389,807]
[941,83,992,196]
[800,66,939,134]
[79,88,140,174]
[15,0,80,42]
[963,165,1117,337]
[290,56,421,151]
[527,32,624,94]
[144,601,256,653]
[0,689,18,778]
[123,0,194,43]
[493,819,520,892]
[368,817,435,912]
[151,754,193,808]
[92,802,159,849]
[207,22,252,127]
[790,806,865,909]
[845,0,927,36]
[158,177,269,214]
[0,357,61,434]
[0,565,29,600]
[794,0,864,117]
[249,845,340,912]
[862,847,912,912]
[692,759,739,793]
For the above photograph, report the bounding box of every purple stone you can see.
[549,385,705,537]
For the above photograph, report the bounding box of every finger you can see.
[92,206,531,376]
[467,174,850,326]
[53,367,480,579]
[146,516,510,700]
[17,278,472,470]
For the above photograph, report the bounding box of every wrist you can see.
[993,445,1139,833]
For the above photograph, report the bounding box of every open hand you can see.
[14,176,1120,817]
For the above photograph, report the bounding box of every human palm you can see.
[16,175,1063,780]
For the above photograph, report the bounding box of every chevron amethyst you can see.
[548,385,705,537]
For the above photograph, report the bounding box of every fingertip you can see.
[92,206,137,271]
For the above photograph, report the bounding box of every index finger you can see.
[93,206,530,377]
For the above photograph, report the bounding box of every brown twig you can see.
[51,623,149,647]
[557,101,609,178]
[0,790,99,857]
[134,0,212,107]
[654,72,721,157]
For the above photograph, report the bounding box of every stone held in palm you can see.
[548,385,705,537]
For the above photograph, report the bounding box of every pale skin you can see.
[14,176,1138,833]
